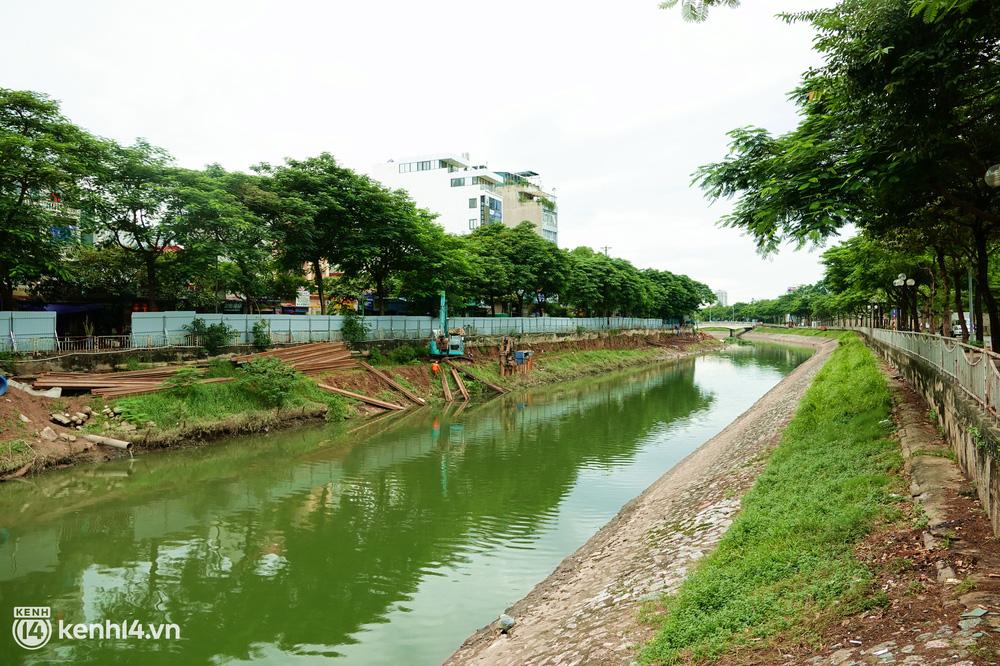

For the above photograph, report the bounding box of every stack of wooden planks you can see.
[32,367,238,399]
[233,342,357,374]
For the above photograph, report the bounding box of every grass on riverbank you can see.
[0,439,33,474]
[110,361,347,430]
[640,333,903,663]
[753,326,837,337]
[463,347,697,390]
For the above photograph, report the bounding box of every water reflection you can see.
[0,343,811,665]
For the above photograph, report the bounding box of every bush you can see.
[367,347,385,364]
[340,309,369,348]
[164,367,201,397]
[237,357,302,408]
[184,318,237,356]
[388,344,422,364]
[251,320,272,352]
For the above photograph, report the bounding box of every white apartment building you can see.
[714,290,729,307]
[370,153,504,236]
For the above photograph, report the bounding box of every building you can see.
[370,153,559,243]
[370,153,504,236]
[495,171,558,244]
[714,290,728,307]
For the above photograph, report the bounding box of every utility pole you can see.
[600,246,611,257]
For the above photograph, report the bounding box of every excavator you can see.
[428,291,466,358]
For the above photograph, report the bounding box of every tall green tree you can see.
[86,140,197,309]
[694,0,1000,348]
[254,154,361,315]
[0,89,104,309]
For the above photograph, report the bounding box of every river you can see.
[0,341,812,665]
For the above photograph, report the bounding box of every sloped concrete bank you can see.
[446,334,835,666]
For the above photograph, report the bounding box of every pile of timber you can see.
[31,367,210,399]
[233,342,357,374]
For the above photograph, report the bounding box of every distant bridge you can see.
[699,321,758,338]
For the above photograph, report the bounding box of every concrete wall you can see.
[867,335,1000,536]
[0,312,57,352]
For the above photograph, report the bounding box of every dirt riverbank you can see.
[0,333,717,480]
[445,333,835,666]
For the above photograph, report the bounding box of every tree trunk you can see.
[312,259,326,315]
[953,268,969,341]
[973,225,1000,352]
[936,249,950,336]
[972,272,984,343]
[144,254,160,312]
[376,277,386,316]
[0,277,14,311]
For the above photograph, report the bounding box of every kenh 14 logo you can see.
[12,607,52,650]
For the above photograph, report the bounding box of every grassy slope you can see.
[640,333,903,663]
[108,361,346,430]
[752,326,835,337]
[464,348,689,389]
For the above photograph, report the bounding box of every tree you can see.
[255,154,362,315]
[86,140,196,309]
[0,89,104,309]
[658,0,739,22]
[660,0,970,23]
[338,185,438,315]
[694,0,1000,348]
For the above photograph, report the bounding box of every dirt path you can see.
[445,334,836,666]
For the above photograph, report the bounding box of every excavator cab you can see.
[429,329,465,358]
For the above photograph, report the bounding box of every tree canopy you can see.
[2,88,714,325]
[693,0,1000,348]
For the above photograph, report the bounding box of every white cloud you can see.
[1,0,838,302]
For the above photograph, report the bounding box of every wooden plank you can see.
[445,362,507,394]
[450,367,470,401]
[440,371,454,402]
[359,361,427,406]
[316,383,405,410]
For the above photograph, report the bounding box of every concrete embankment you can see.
[445,333,834,666]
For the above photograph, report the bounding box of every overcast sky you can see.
[3,0,841,303]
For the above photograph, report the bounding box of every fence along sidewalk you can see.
[867,327,1000,422]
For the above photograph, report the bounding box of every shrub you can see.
[368,347,385,365]
[251,320,271,351]
[184,318,237,356]
[164,367,202,397]
[237,357,302,408]
[388,344,422,364]
[340,309,369,348]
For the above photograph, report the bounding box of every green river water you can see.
[0,342,812,665]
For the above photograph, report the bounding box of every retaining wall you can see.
[866,334,1000,536]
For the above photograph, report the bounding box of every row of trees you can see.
[703,233,1000,342]
[691,0,1000,350]
[1,89,714,322]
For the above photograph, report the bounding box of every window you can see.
[417,160,432,171]
[451,178,464,187]
[469,198,477,208]
[469,219,478,230]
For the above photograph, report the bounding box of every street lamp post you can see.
[892,274,916,331]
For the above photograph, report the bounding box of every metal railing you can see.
[864,327,1000,421]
